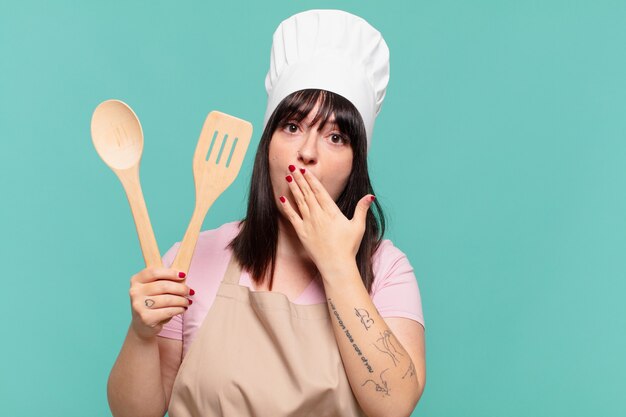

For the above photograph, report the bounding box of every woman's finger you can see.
[298,167,339,213]
[133,267,186,284]
[285,172,311,219]
[134,294,192,311]
[141,280,193,297]
[278,194,304,232]
[289,164,321,213]
[352,194,376,225]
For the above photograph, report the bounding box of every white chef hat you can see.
[263,9,390,149]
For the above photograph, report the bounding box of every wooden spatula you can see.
[171,111,253,273]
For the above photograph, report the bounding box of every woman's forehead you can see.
[303,110,336,127]
[278,91,350,133]
[300,101,337,128]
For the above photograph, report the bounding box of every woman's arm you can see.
[278,168,426,416]
[108,261,189,416]
[320,261,425,417]
[108,325,168,417]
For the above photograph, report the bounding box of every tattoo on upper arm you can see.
[354,308,374,330]
[362,368,391,397]
[373,330,404,367]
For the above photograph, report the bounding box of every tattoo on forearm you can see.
[328,298,374,374]
[354,308,374,330]
[373,330,404,367]
[362,368,391,397]
[402,361,417,380]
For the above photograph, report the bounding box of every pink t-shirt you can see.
[158,221,425,357]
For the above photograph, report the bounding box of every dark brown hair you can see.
[228,89,386,294]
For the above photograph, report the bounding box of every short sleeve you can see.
[157,242,184,340]
[371,240,425,330]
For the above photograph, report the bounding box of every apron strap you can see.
[223,254,242,285]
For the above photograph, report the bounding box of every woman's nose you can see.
[297,131,318,165]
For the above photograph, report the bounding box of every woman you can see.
[108,9,426,417]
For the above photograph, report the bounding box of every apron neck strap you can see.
[223,255,242,284]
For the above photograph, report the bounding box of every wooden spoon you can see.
[91,99,162,268]
[171,111,253,273]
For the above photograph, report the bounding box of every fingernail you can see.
[370,195,376,201]
[286,175,293,183]
[300,168,305,174]
[189,288,195,296]
[178,272,186,278]
[288,164,296,172]
[279,196,286,203]
[188,299,193,305]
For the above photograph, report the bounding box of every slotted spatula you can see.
[171,111,253,273]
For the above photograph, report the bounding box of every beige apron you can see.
[168,255,366,417]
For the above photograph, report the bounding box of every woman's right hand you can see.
[129,268,193,340]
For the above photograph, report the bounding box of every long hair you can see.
[228,89,386,294]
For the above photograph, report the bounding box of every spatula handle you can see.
[117,166,163,268]
[171,197,216,273]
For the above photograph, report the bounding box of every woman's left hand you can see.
[278,165,375,274]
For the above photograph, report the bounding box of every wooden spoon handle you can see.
[116,166,163,268]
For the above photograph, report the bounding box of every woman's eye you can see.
[284,123,299,133]
[329,133,349,145]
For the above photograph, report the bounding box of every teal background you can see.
[1,0,625,416]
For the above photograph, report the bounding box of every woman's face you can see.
[268,102,354,212]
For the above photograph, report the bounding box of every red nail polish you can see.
[189,288,195,296]
[288,165,296,172]
[370,195,376,201]
[286,175,293,183]
[178,272,186,278]
[300,168,305,174]
[279,196,286,203]
[188,299,193,305]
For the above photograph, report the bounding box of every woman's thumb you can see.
[353,195,375,224]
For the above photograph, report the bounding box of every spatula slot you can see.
[225,137,239,168]
[206,130,219,162]
[215,134,228,165]
[206,130,239,166]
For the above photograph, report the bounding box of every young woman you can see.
[108,10,426,417]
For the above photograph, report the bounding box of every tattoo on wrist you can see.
[402,361,417,380]
[362,368,391,397]
[354,308,374,330]
[328,298,374,374]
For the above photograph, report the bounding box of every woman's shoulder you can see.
[371,238,416,285]
[197,220,242,248]
[372,238,411,266]
[370,238,425,327]
[162,220,242,264]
